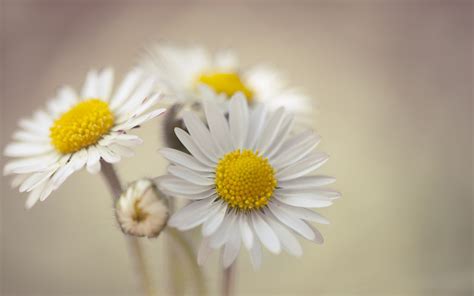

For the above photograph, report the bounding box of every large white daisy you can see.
[157,94,338,268]
[140,44,312,117]
[3,68,165,208]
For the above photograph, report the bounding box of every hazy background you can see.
[1,1,472,295]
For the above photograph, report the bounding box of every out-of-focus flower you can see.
[116,179,169,238]
[3,68,165,208]
[139,44,312,117]
[157,94,338,269]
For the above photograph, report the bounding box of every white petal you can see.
[223,223,241,268]
[276,203,330,224]
[110,69,142,109]
[50,153,81,188]
[81,70,99,98]
[228,94,249,149]
[42,166,74,201]
[168,198,216,230]
[12,131,49,143]
[278,175,336,189]
[97,146,121,163]
[19,170,55,193]
[62,149,86,174]
[4,142,52,157]
[112,108,165,131]
[115,77,155,115]
[174,128,216,167]
[256,107,285,153]
[98,67,114,100]
[215,49,238,69]
[112,134,144,146]
[25,181,47,209]
[157,175,213,195]
[209,211,237,248]
[18,113,50,135]
[264,113,294,159]
[239,214,254,250]
[160,187,215,200]
[57,86,79,107]
[203,101,233,153]
[10,174,30,188]
[202,201,227,236]
[274,193,333,208]
[277,188,340,199]
[99,133,143,147]
[276,153,329,181]
[308,224,324,244]
[168,165,214,186]
[86,146,101,174]
[160,148,214,173]
[118,93,162,121]
[249,236,262,269]
[108,144,135,158]
[251,212,281,254]
[271,131,320,169]
[183,111,219,161]
[267,202,315,240]
[47,99,67,118]
[197,238,213,266]
[245,104,267,149]
[4,153,59,175]
[264,209,303,256]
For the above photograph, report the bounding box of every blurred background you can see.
[1,1,472,295]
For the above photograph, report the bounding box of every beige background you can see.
[1,1,472,295]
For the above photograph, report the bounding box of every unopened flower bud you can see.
[115,179,169,238]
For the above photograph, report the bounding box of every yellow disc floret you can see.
[215,149,277,210]
[196,72,254,102]
[50,99,114,154]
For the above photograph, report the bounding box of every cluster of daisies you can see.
[4,45,338,268]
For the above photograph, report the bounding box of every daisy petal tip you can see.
[197,258,205,266]
[266,242,282,255]
[173,127,184,135]
[223,259,235,269]
[167,217,179,228]
[232,91,246,101]
[24,202,34,211]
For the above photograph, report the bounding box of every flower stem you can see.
[167,228,207,296]
[222,261,236,296]
[100,161,155,296]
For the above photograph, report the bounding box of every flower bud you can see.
[115,179,169,238]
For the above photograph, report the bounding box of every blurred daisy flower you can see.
[3,68,165,208]
[157,94,338,268]
[140,44,312,116]
[116,179,169,238]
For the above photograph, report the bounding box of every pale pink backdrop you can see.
[1,1,472,295]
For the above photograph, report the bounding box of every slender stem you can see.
[165,198,182,296]
[167,228,207,296]
[222,261,236,296]
[100,161,155,296]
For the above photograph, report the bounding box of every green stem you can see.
[221,261,236,296]
[167,228,207,296]
[101,161,155,296]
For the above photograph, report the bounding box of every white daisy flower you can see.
[140,44,312,117]
[157,94,338,269]
[3,68,166,209]
[116,179,169,238]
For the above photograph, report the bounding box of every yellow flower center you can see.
[50,99,114,154]
[215,149,277,210]
[196,72,254,102]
